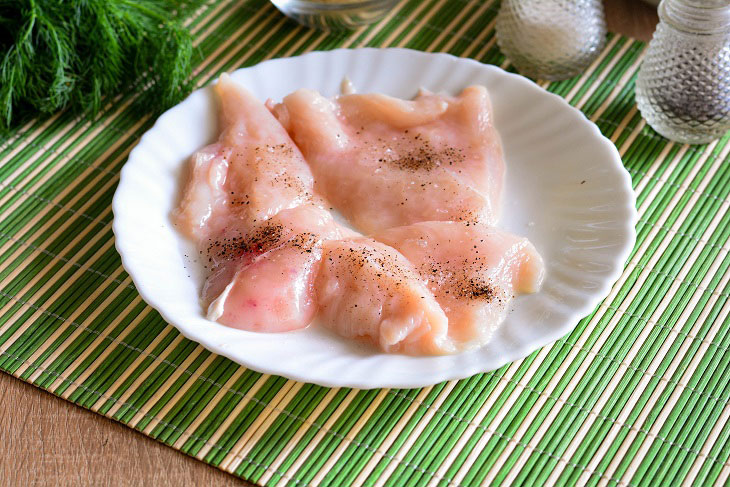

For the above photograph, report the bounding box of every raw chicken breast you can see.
[173,74,314,241]
[174,75,537,355]
[375,221,544,350]
[173,75,334,332]
[172,142,231,241]
[316,238,454,355]
[205,205,342,332]
[272,86,504,233]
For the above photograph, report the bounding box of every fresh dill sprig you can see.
[0,0,205,132]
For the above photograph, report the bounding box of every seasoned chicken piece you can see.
[204,205,342,332]
[172,143,231,240]
[174,75,536,355]
[173,75,330,331]
[173,73,314,241]
[272,86,504,233]
[316,238,454,355]
[375,221,544,350]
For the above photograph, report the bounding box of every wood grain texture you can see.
[605,0,659,41]
[0,1,658,485]
[0,374,252,486]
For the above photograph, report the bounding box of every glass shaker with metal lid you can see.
[636,0,730,144]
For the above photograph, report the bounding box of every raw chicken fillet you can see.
[173,74,314,242]
[376,221,545,350]
[205,205,342,332]
[174,75,332,333]
[317,238,452,355]
[272,86,505,233]
[174,75,544,355]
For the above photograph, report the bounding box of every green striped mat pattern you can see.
[2,1,730,485]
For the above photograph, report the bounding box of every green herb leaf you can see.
[0,0,205,133]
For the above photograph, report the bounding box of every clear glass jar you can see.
[270,0,399,30]
[636,0,730,145]
[496,0,607,80]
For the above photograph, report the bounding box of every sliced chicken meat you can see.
[173,73,314,242]
[204,205,343,332]
[272,86,504,233]
[173,142,231,241]
[174,75,545,355]
[375,221,544,350]
[173,75,330,332]
[316,238,454,355]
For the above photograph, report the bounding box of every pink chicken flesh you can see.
[316,238,453,355]
[173,73,314,242]
[205,205,342,332]
[375,221,545,350]
[173,75,332,332]
[173,75,545,354]
[272,86,505,233]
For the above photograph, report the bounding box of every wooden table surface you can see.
[0,2,658,486]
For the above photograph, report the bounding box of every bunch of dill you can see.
[0,0,206,133]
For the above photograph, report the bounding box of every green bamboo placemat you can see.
[2,1,730,485]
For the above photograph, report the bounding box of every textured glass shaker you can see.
[636,0,730,145]
[495,0,607,80]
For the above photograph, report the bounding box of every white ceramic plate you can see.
[113,48,637,389]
